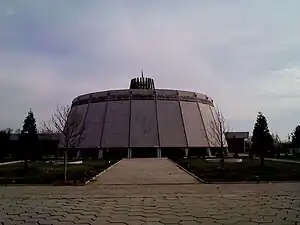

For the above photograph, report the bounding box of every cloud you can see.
[0,1,300,139]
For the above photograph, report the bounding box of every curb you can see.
[207,181,300,184]
[168,159,205,183]
[89,182,203,186]
[84,158,125,185]
[0,160,24,166]
[265,158,300,164]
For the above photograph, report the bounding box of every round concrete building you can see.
[65,76,227,159]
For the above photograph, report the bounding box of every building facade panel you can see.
[180,101,208,147]
[90,91,109,98]
[101,100,130,148]
[77,93,90,101]
[131,89,155,96]
[107,89,130,101]
[78,102,107,148]
[195,92,208,100]
[157,100,187,147]
[178,90,196,97]
[155,89,178,96]
[198,103,219,147]
[130,100,159,148]
[109,89,130,96]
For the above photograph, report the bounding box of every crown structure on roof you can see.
[130,70,155,89]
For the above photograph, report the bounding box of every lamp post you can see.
[220,120,224,155]
[219,120,225,169]
[233,135,237,158]
[64,147,67,184]
[97,145,103,159]
[76,146,80,160]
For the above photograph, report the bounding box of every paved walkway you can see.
[94,158,199,185]
[0,158,300,224]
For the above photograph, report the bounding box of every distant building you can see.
[225,132,249,154]
[8,133,59,158]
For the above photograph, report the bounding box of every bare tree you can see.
[207,107,231,168]
[41,104,84,183]
[272,133,281,157]
[15,128,21,134]
[41,105,84,148]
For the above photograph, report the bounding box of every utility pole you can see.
[219,119,225,169]
[64,149,67,184]
[220,120,223,151]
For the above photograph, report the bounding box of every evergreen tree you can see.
[251,112,273,166]
[20,109,39,169]
[291,125,300,156]
[0,129,11,161]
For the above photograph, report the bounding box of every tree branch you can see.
[207,107,230,147]
[41,105,85,149]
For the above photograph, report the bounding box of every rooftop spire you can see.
[129,71,155,90]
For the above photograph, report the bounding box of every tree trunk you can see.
[220,158,225,169]
[249,148,253,160]
[276,148,280,158]
[64,150,67,184]
[24,159,28,172]
[220,149,225,169]
[260,149,265,166]
[55,150,59,160]
[234,150,238,159]
[260,156,264,166]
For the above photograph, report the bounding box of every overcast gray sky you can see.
[1,1,300,139]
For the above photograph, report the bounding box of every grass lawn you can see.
[177,158,300,182]
[0,160,117,185]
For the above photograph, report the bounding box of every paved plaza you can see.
[94,158,199,185]
[0,158,300,224]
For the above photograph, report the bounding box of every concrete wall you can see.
[101,101,130,148]
[198,103,218,147]
[130,100,159,148]
[79,102,106,148]
[180,101,208,147]
[157,100,187,147]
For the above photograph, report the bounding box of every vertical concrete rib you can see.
[128,91,132,149]
[99,92,109,148]
[196,101,211,147]
[154,91,161,148]
[76,98,90,148]
[177,91,188,148]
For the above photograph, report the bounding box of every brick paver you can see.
[0,158,300,224]
[94,158,199,185]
